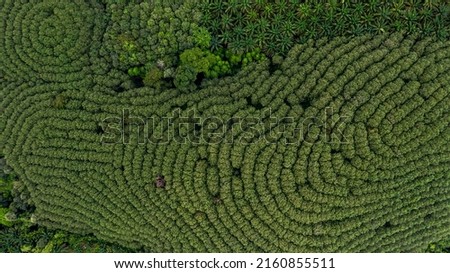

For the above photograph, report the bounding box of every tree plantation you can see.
[0,0,449,253]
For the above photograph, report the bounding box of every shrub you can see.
[143,67,164,89]
[174,65,197,90]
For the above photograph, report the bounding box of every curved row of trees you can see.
[0,0,107,84]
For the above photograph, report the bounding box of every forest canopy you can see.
[0,0,449,252]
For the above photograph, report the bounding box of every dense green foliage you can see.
[61,0,265,92]
[104,0,207,87]
[2,27,449,251]
[0,221,134,253]
[426,238,450,253]
[0,0,107,84]
[0,162,133,252]
[0,0,449,253]
[200,0,450,56]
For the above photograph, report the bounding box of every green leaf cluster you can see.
[180,47,218,74]
[104,1,212,90]
[200,0,450,56]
